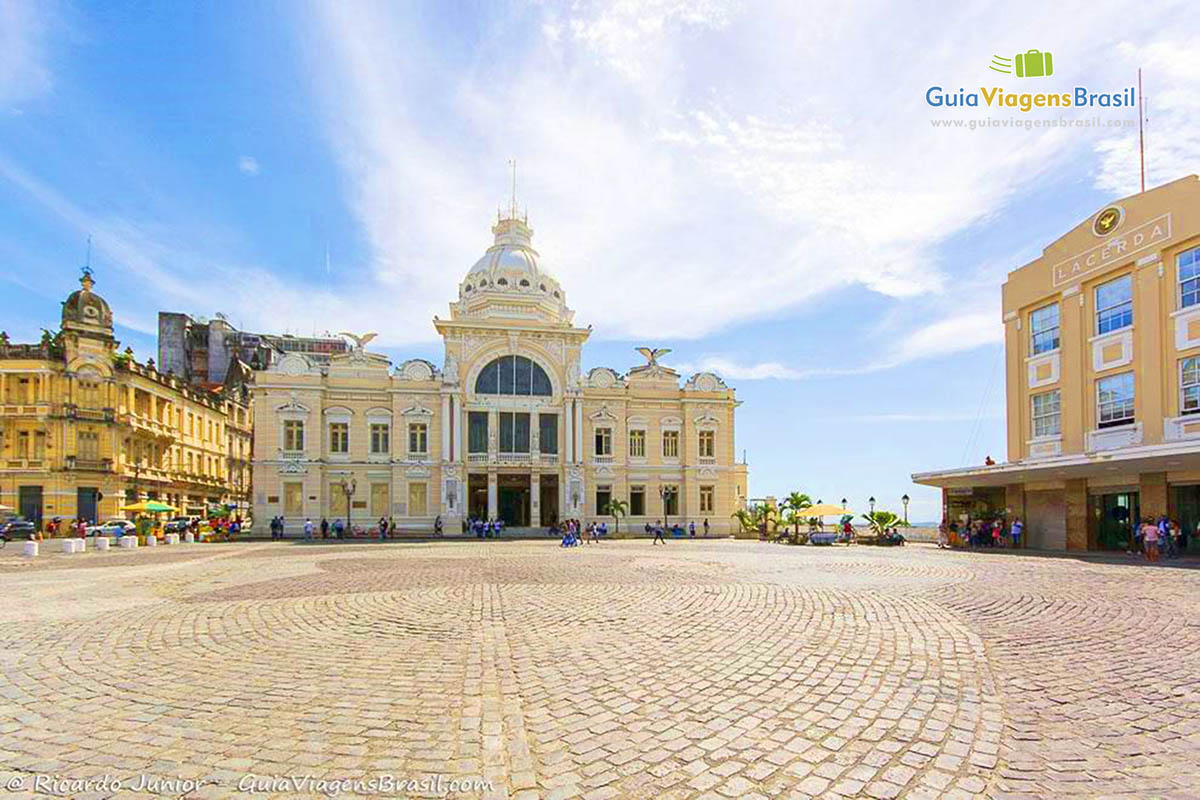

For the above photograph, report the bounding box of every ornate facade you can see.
[0,272,252,527]
[252,210,747,534]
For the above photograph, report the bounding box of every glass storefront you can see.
[1091,492,1138,551]
[1171,486,1200,553]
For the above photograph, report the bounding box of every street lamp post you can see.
[901,494,910,524]
[869,496,876,516]
[338,477,357,536]
[659,485,673,530]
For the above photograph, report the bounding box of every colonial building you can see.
[0,271,253,526]
[251,209,747,534]
[914,175,1200,551]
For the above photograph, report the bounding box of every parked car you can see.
[86,519,136,537]
[0,518,37,544]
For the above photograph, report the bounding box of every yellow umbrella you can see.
[801,504,854,517]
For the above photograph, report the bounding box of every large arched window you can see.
[475,355,552,396]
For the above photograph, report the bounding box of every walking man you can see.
[652,521,666,545]
[304,518,313,541]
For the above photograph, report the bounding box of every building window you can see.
[370,424,390,455]
[474,355,552,396]
[1030,303,1060,355]
[1031,390,1061,437]
[629,429,645,458]
[1097,371,1135,428]
[499,412,530,453]
[329,422,349,454]
[468,412,489,453]
[1180,246,1200,309]
[698,429,716,459]
[370,483,389,517]
[699,485,715,514]
[596,486,612,515]
[78,430,100,461]
[538,414,558,454]
[1182,357,1200,415]
[630,485,645,516]
[283,482,303,515]
[662,485,679,516]
[1095,274,1133,335]
[408,482,428,516]
[407,423,427,455]
[662,429,679,459]
[594,427,612,456]
[283,420,304,452]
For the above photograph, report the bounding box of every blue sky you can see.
[1,0,1197,523]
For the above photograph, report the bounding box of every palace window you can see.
[662,485,679,516]
[1095,275,1133,335]
[370,423,390,455]
[596,486,612,515]
[283,482,303,515]
[407,422,427,455]
[700,485,715,514]
[468,412,488,453]
[475,355,552,396]
[1097,371,1135,428]
[1030,303,1060,355]
[629,429,645,458]
[1031,390,1061,437]
[283,420,304,452]
[370,483,389,517]
[78,430,100,461]
[698,430,716,459]
[662,429,679,459]
[629,485,645,516]
[594,427,612,456]
[1182,357,1200,415]
[1180,246,1200,309]
[329,422,349,454]
[539,413,558,454]
[499,412,531,453]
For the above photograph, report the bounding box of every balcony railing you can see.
[592,454,614,465]
[467,453,489,464]
[497,452,532,464]
[66,457,113,472]
[4,458,45,469]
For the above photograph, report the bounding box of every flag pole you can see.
[1138,68,1145,193]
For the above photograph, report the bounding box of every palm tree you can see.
[861,510,903,540]
[731,508,756,535]
[781,492,812,539]
[608,498,628,535]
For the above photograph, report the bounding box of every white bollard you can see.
[75,538,86,552]
[63,539,76,554]
[167,533,179,545]
[23,540,38,558]
[145,535,157,547]
[184,532,194,543]
[119,536,137,549]
[96,536,110,551]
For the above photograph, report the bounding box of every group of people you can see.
[467,517,504,538]
[40,517,91,539]
[555,519,606,546]
[1136,516,1188,561]
[939,516,1023,549]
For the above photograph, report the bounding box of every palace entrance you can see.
[468,474,488,520]
[498,474,530,527]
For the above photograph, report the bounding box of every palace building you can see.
[914,175,1200,551]
[0,271,253,527]
[251,208,747,534]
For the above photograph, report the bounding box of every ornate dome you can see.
[454,212,571,324]
[61,269,113,334]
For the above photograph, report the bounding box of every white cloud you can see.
[288,0,1197,348]
[0,0,54,107]
[671,357,803,380]
[238,155,260,176]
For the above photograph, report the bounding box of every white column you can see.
[564,401,574,464]
[574,398,583,464]
[453,396,463,463]
[487,473,498,520]
[441,394,451,461]
[530,472,541,528]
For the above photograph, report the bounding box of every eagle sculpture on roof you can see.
[338,332,378,351]
[636,347,671,367]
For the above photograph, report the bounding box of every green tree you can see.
[781,492,812,539]
[608,498,628,535]
[861,510,903,539]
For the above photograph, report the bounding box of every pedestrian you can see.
[1010,517,1023,548]
[1141,517,1160,562]
[304,518,313,541]
[390,516,397,539]
[652,521,666,545]
[434,514,443,537]
[320,517,329,540]
[689,520,696,539]
[378,516,388,540]
[703,518,709,538]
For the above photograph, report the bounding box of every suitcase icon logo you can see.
[989,50,1054,78]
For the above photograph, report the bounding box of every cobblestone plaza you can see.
[2,541,1198,799]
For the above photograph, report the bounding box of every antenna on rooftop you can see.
[1138,68,1146,193]
[507,157,518,218]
